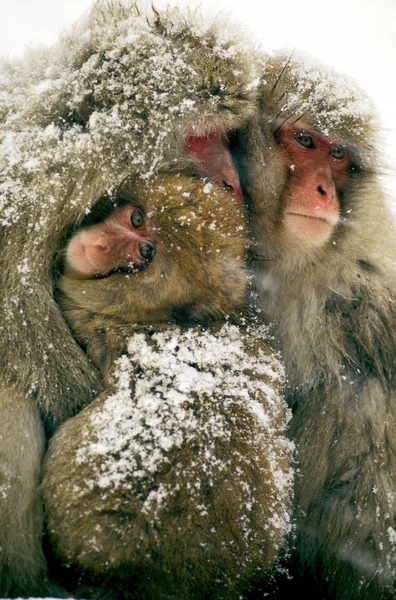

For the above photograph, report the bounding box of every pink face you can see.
[66,131,243,279]
[277,123,352,247]
[184,133,243,204]
[65,203,156,278]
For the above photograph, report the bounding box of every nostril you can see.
[317,185,326,196]
[139,241,155,262]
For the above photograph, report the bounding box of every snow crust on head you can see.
[0,1,258,229]
[280,55,373,125]
[75,323,293,540]
[261,52,377,167]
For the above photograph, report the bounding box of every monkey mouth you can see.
[287,212,330,223]
[284,211,339,247]
[286,211,339,226]
[110,262,148,276]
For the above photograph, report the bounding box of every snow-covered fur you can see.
[0,2,293,597]
[41,168,294,599]
[0,0,259,428]
[43,324,293,600]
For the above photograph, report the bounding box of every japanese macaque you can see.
[55,172,248,370]
[240,56,396,599]
[0,1,261,595]
[42,172,293,600]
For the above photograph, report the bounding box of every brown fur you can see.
[0,2,261,594]
[240,55,396,599]
[56,173,247,373]
[42,173,293,599]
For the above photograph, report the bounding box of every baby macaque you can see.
[42,173,293,600]
[55,172,247,375]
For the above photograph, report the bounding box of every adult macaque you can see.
[0,1,261,595]
[42,172,293,600]
[240,55,396,598]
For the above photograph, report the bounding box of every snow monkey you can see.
[2,1,387,598]
[42,172,293,600]
[0,2,264,595]
[238,55,396,599]
[54,172,248,367]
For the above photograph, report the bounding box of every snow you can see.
[65,323,293,563]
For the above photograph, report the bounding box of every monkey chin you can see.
[283,212,338,247]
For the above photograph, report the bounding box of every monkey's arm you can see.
[0,385,47,596]
[290,377,396,600]
[42,323,294,600]
[287,284,396,600]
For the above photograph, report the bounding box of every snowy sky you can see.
[1,0,396,194]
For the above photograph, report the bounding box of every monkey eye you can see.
[131,208,145,228]
[330,146,345,160]
[296,134,314,148]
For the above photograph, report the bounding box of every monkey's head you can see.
[239,55,386,281]
[56,173,247,330]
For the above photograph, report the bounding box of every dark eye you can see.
[131,208,145,228]
[296,135,313,148]
[330,146,345,160]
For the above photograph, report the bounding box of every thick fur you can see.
[0,2,261,595]
[55,173,248,366]
[41,173,293,599]
[43,324,292,600]
[241,55,396,598]
[0,384,46,596]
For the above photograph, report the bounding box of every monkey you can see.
[55,172,247,347]
[238,54,396,599]
[41,171,293,600]
[0,1,264,594]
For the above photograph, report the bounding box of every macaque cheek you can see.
[65,228,155,278]
[282,172,340,247]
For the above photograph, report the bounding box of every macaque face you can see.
[64,129,243,277]
[57,173,247,326]
[65,202,156,279]
[276,122,352,247]
[184,133,243,204]
[66,132,242,280]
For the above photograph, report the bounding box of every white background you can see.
[1,0,396,193]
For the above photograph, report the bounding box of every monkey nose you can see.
[139,241,155,262]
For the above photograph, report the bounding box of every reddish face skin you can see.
[277,123,351,247]
[185,133,243,204]
[67,132,242,277]
[65,203,155,278]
